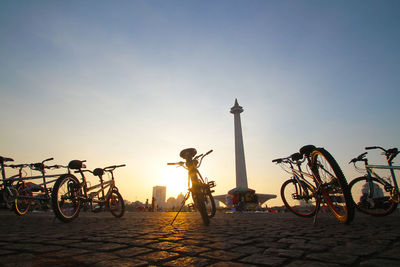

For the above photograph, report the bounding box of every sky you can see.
[1,1,399,206]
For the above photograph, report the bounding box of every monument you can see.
[214,99,276,207]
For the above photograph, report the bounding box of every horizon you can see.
[1,1,400,207]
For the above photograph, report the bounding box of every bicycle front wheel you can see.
[281,179,317,217]
[205,189,216,218]
[349,176,398,216]
[51,174,81,222]
[311,148,354,224]
[108,190,125,218]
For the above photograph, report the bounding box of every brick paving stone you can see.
[163,256,211,266]
[305,252,358,265]
[95,258,148,267]
[171,245,210,255]
[377,248,400,260]
[239,253,287,266]
[208,261,257,267]
[72,252,120,265]
[147,241,180,250]
[1,212,400,266]
[200,249,244,261]
[263,248,304,258]
[137,251,179,263]
[285,260,341,267]
[230,245,264,254]
[359,258,400,267]
[114,247,153,257]
[289,242,328,252]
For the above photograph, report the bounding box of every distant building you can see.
[152,186,166,209]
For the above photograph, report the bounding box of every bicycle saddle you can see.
[93,168,104,177]
[291,153,303,161]
[299,145,316,157]
[68,160,85,170]
[180,148,197,160]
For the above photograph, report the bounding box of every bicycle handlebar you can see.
[349,152,368,164]
[104,164,126,171]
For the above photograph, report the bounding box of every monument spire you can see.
[230,99,248,188]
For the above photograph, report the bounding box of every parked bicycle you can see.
[1,157,66,216]
[273,145,354,224]
[1,156,16,209]
[349,146,399,216]
[168,148,216,226]
[51,160,125,222]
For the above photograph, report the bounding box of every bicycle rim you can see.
[281,179,317,217]
[349,177,398,216]
[311,148,354,224]
[52,175,80,222]
[108,190,125,218]
[14,183,31,216]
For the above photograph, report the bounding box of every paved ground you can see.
[0,210,399,267]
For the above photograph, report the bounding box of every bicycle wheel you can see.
[51,174,81,222]
[108,190,125,218]
[311,148,354,224]
[204,188,216,218]
[281,179,317,217]
[349,176,398,216]
[193,192,209,226]
[14,182,31,216]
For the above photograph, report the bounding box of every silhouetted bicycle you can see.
[51,160,125,222]
[1,157,66,215]
[168,148,216,226]
[349,146,399,216]
[273,145,354,224]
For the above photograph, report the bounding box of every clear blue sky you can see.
[1,1,399,205]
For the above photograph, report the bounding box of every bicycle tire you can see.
[108,190,125,218]
[349,176,398,217]
[205,188,216,218]
[51,174,81,222]
[281,179,317,217]
[311,148,354,224]
[193,192,209,226]
[14,182,31,216]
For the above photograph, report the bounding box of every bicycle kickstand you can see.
[313,196,321,225]
[170,192,190,226]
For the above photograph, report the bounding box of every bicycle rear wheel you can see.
[349,176,398,216]
[311,148,354,224]
[51,174,81,222]
[193,192,209,226]
[108,190,125,218]
[281,179,317,217]
[14,182,31,216]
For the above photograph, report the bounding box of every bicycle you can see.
[2,157,66,216]
[51,160,125,222]
[0,156,16,209]
[349,146,399,216]
[168,148,216,226]
[273,145,354,224]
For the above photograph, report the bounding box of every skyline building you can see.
[152,186,166,208]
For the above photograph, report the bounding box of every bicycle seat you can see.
[299,145,316,157]
[68,160,85,170]
[93,168,104,177]
[291,153,303,161]
[0,156,14,164]
[180,148,197,160]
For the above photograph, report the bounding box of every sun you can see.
[161,166,187,198]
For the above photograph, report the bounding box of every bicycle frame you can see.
[364,164,400,201]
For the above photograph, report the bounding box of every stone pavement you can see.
[0,210,399,266]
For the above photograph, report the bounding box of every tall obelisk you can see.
[230,99,248,188]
